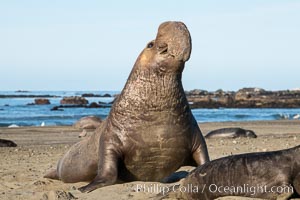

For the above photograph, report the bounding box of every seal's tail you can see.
[44,169,59,180]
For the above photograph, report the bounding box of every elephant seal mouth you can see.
[157,42,168,55]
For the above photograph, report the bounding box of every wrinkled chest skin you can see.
[106,71,199,182]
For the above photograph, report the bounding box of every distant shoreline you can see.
[1,89,300,128]
[2,88,300,109]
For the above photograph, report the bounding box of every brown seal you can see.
[0,139,17,147]
[44,21,209,193]
[73,116,102,137]
[73,116,102,130]
[205,128,257,139]
[163,145,300,199]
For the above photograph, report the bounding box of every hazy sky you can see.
[1,0,299,91]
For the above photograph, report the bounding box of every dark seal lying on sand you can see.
[0,139,17,147]
[162,145,300,200]
[44,21,209,193]
[205,127,257,139]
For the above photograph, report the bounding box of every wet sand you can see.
[0,120,300,200]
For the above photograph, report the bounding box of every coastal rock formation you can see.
[87,102,112,108]
[50,106,64,111]
[34,98,50,105]
[187,87,300,109]
[15,90,29,93]
[88,102,101,108]
[81,93,102,97]
[50,102,111,111]
[102,93,111,97]
[60,96,88,105]
[81,93,112,98]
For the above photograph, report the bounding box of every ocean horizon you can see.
[0,90,300,127]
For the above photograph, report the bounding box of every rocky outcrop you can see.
[187,88,300,108]
[87,102,112,108]
[34,98,50,105]
[60,96,88,105]
[50,101,111,111]
[81,93,102,97]
[50,106,64,111]
[81,93,112,97]
[102,93,111,97]
[15,90,29,93]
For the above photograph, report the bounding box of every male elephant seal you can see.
[44,21,209,192]
[205,127,257,139]
[162,145,300,200]
[0,139,17,147]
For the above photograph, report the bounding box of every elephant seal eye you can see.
[147,42,154,48]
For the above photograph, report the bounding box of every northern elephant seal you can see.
[73,116,102,137]
[0,139,17,147]
[162,145,300,200]
[44,21,209,192]
[73,116,102,130]
[205,127,257,139]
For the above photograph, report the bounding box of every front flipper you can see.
[78,140,121,193]
[191,121,210,165]
[78,175,115,193]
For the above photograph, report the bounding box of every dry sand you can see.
[0,120,300,200]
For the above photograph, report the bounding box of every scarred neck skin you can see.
[108,62,191,129]
[105,21,193,132]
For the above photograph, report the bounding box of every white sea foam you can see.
[8,124,19,128]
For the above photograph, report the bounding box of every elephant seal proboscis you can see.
[205,127,257,139]
[0,139,17,147]
[162,145,300,200]
[44,21,210,193]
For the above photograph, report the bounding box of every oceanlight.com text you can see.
[132,183,293,196]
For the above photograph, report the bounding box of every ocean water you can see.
[0,91,300,127]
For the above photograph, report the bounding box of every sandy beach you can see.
[1,120,300,200]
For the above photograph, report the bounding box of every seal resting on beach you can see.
[0,139,17,147]
[205,127,257,139]
[73,116,102,137]
[73,116,102,130]
[44,21,210,192]
[162,145,300,200]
